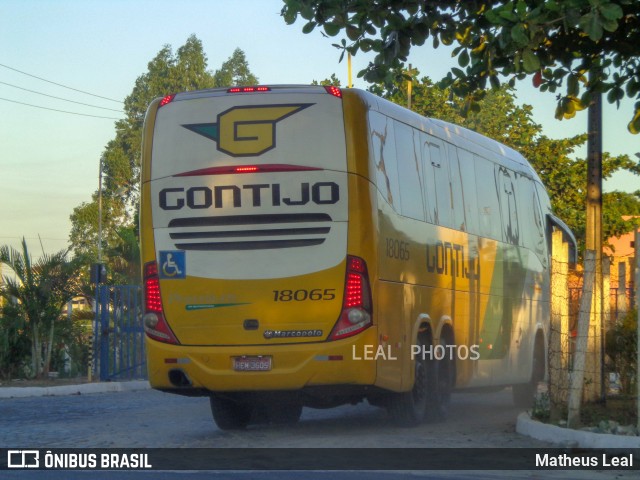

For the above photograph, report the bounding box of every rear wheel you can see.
[210,395,252,430]
[512,336,545,408]
[425,335,453,422]
[388,336,430,426]
[265,403,303,425]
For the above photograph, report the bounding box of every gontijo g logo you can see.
[182,104,313,157]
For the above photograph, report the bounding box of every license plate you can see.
[233,356,272,372]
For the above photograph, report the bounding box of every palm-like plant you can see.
[106,226,141,285]
[0,239,81,378]
[0,301,31,379]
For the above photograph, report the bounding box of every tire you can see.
[512,336,545,408]
[388,337,430,427]
[512,381,537,408]
[425,336,453,422]
[265,403,303,425]
[210,395,252,430]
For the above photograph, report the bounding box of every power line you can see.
[0,80,124,112]
[0,62,123,104]
[0,236,68,241]
[0,97,122,120]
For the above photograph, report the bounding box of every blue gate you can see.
[94,285,147,381]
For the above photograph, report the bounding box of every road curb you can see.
[516,411,640,448]
[0,380,150,399]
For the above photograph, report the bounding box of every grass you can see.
[579,396,638,427]
[0,376,90,388]
[533,392,638,429]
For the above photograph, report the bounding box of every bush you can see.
[50,312,92,378]
[605,308,638,395]
[0,304,31,380]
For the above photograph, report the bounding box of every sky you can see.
[1,0,639,261]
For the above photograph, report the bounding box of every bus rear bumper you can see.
[146,327,378,393]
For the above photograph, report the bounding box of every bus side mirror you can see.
[546,214,577,268]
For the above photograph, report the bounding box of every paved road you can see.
[0,387,544,448]
[1,387,637,479]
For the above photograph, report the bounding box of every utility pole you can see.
[407,64,412,110]
[635,229,639,432]
[98,156,103,265]
[584,73,604,403]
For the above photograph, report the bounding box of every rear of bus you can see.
[140,85,377,424]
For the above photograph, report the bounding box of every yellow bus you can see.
[140,85,575,429]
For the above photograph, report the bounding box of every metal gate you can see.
[94,285,147,381]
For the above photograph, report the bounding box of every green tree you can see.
[605,308,637,394]
[371,73,640,250]
[213,48,259,87]
[311,73,342,86]
[68,37,259,282]
[281,0,640,132]
[0,301,31,379]
[106,225,142,285]
[0,240,82,378]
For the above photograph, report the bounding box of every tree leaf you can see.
[498,9,518,22]
[579,12,604,42]
[522,49,540,73]
[346,25,361,41]
[324,23,341,37]
[599,3,623,21]
[511,23,529,46]
[567,74,579,97]
[602,18,619,33]
[628,108,640,134]
[459,49,470,67]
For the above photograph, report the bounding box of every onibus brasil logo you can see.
[182,103,313,157]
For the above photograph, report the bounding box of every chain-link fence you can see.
[547,230,638,428]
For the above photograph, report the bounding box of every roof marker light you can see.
[227,86,271,93]
[174,164,322,177]
[159,94,176,107]
[235,166,259,173]
[324,86,342,98]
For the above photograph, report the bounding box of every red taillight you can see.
[235,166,259,173]
[159,94,176,107]
[324,86,342,98]
[328,256,372,341]
[143,261,179,344]
[174,164,322,177]
[227,86,271,93]
[344,273,364,308]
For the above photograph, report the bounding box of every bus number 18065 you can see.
[272,289,337,302]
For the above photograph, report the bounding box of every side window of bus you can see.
[447,144,466,231]
[474,155,503,240]
[516,176,545,258]
[457,148,479,235]
[369,112,401,211]
[394,120,426,221]
[424,137,453,228]
[497,166,520,245]
[515,175,534,249]
[420,134,437,224]
[533,183,550,261]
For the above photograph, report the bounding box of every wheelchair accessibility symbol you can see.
[159,251,186,279]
